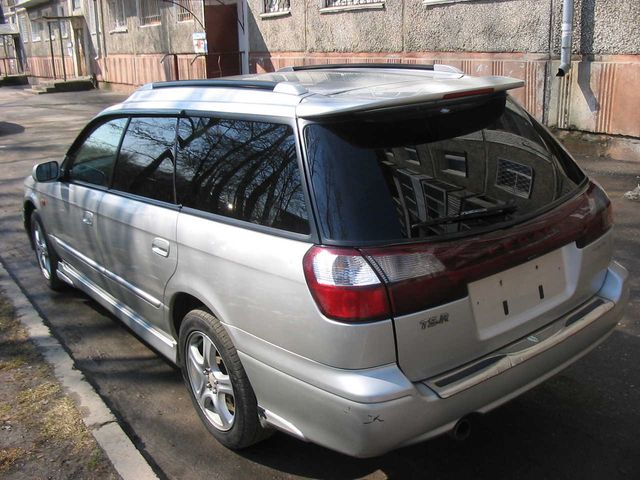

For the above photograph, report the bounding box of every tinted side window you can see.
[69,118,127,187]
[111,117,177,203]
[175,117,310,235]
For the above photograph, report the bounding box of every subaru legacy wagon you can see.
[24,64,629,457]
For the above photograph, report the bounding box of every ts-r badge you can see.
[420,313,449,330]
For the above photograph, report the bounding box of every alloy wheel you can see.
[186,331,236,431]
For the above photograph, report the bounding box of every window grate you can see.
[496,159,533,198]
[139,0,161,26]
[263,0,290,13]
[325,0,381,7]
[176,0,197,21]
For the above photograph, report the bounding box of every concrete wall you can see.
[103,2,203,55]
[247,0,640,138]
[248,0,640,56]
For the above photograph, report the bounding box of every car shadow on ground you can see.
[0,121,25,136]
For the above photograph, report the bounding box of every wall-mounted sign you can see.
[193,32,207,54]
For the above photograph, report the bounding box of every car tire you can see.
[30,211,66,291]
[179,308,271,449]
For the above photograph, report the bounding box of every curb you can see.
[0,261,159,480]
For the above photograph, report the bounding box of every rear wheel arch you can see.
[170,292,212,358]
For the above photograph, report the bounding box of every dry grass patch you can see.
[0,290,119,479]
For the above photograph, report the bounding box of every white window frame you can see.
[320,0,385,14]
[262,0,290,16]
[423,0,479,4]
[137,0,161,26]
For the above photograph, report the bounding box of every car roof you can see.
[102,64,524,120]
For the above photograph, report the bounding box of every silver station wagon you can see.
[24,64,629,457]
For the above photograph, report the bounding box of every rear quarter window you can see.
[175,117,310,235]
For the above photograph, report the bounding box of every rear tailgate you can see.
[303,93,614,381]
[383,222,613,381]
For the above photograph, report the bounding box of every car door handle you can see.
[151,238,170,257]
[82,211,94,226]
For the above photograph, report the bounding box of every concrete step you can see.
[52,78,94,92]
[27,85,57,94]
[28,77,94,94]
[0,74,29,87]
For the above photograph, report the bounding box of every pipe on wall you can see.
[557,0,574,76]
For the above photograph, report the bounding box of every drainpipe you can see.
[92,0,101,60]
[557,0,574,77]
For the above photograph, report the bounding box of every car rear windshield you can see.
[304,95,586,245]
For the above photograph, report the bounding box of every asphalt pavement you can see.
[0,86,638,479]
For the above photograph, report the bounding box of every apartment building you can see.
[1,0,639,137]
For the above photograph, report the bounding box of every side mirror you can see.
[32,161,60,183]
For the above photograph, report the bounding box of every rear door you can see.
[96,116,179,335]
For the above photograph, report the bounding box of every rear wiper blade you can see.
[411,204,518,230]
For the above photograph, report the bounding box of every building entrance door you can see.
[204,2,240,78]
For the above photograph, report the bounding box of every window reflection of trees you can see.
[176,117,309,234]
[112,117,176,203]
[70,119,128,187]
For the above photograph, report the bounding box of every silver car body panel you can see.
[95,191,178,335]
[56,258,178,362]
[239,260,628,457]
[166,211,397,369]
[35,181,108,288]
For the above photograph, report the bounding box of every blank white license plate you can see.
[468,247,570,340]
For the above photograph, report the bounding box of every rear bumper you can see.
[240,261,629,458]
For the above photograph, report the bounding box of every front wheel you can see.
[179,309,270,449]
[30,211,65,291]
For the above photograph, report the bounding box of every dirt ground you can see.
[0,290,119,480]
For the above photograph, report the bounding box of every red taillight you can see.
[304,182,613,322]
[302,247,391,322]
[443,88,494,99]
[576,181,613,247]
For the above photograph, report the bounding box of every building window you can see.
[18,14,29,43]
[31,20,43,42]
[109,0,127,29]
[263,0,290,13]
[443,152,467,177]
[87,0,97,34]
[138,0,161,26]
[72,0,82,11]
[58,5,69,38]
[175,0,196,21]
[496,159,533,199]
[324,0,382,7]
